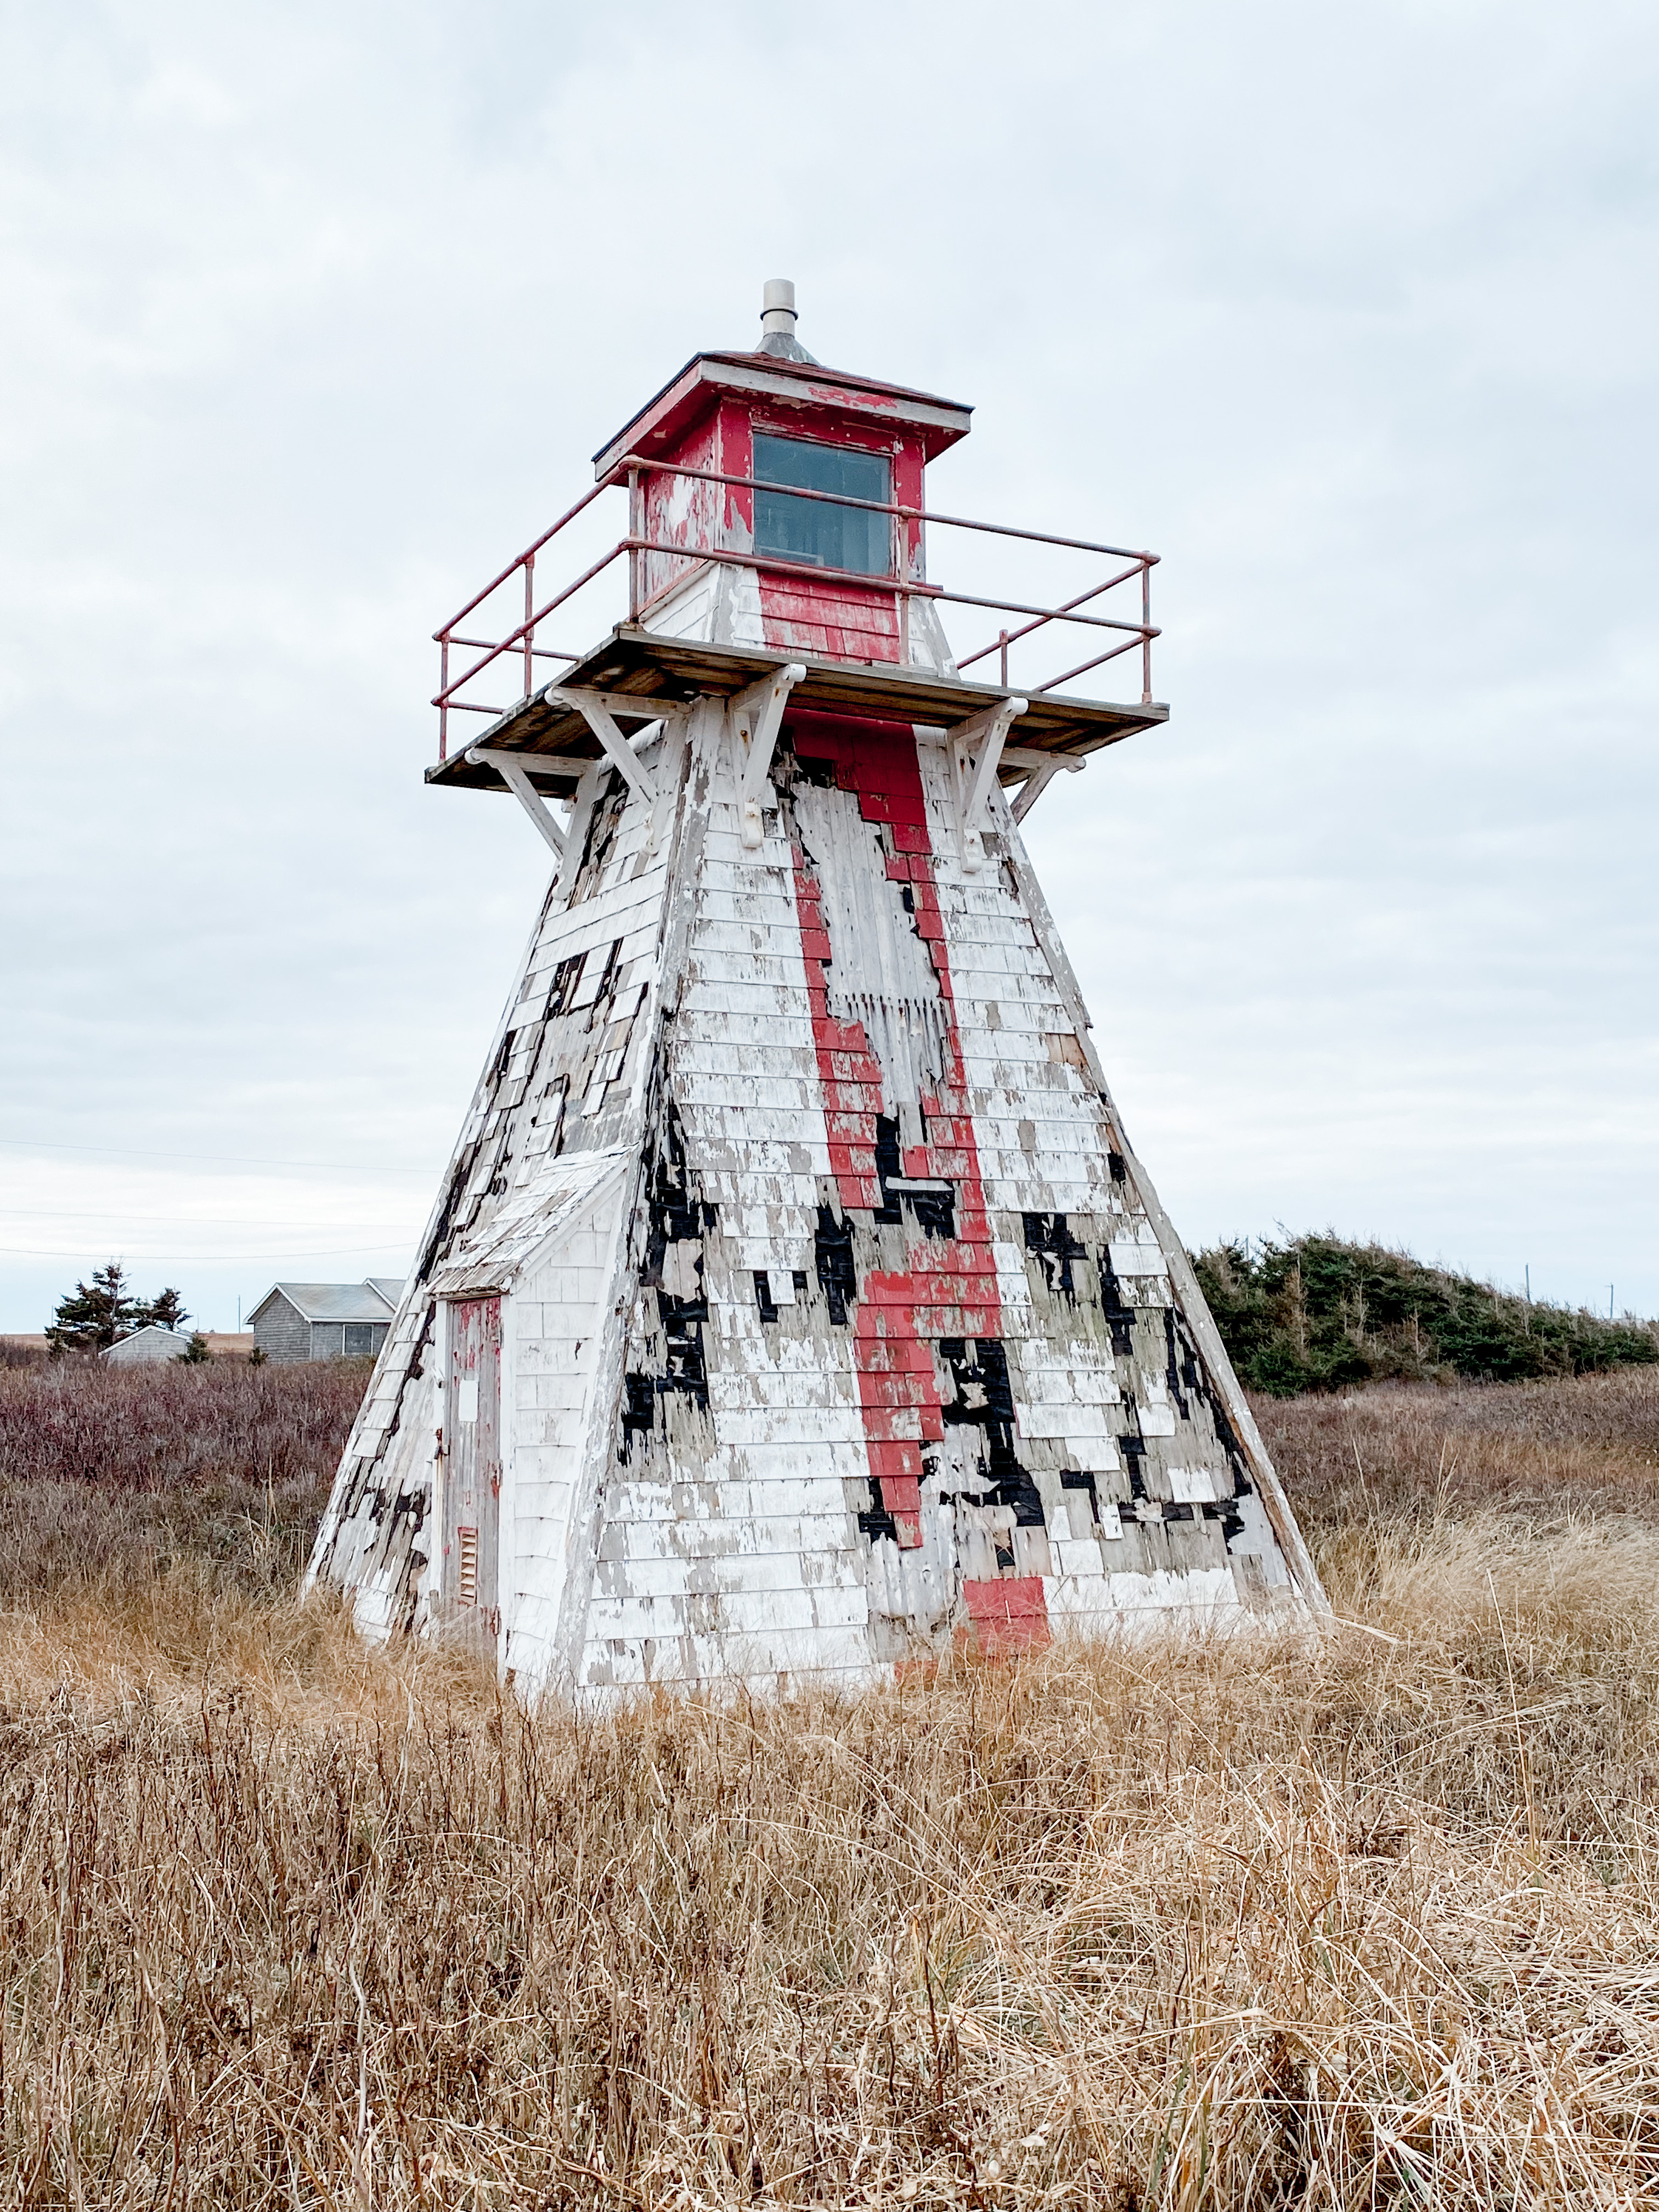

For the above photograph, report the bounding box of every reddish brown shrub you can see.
[0,1359,369,1599]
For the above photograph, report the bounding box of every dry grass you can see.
[1,1368,1657,2205]
[1259,1365,1659,1536]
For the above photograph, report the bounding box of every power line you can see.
[0,1136,436,1176]
[0,1242,413,1262]
[0,1206,421,1228]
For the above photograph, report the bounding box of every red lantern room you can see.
[431,281,1166,840]
[592,277,966,675]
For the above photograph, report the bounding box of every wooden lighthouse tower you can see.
[306,283,1327,1690]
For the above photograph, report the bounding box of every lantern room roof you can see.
[592,349,974,481]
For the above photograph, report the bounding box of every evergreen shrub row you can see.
[1193,1233,1659,1397]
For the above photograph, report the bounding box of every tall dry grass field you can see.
[0,1355,364,1601]
[1,1362,1657,2208]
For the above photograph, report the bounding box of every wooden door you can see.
[443,1296,501,1660]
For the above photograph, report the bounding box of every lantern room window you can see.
[753,433,892,577]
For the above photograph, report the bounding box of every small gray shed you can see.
[103,1324,196,1366]
[248,1280,403,1364]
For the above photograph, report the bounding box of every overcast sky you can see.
[2,0,1655,1334]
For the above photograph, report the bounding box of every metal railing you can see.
[432,456,1160,760]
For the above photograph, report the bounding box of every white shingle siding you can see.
[307,700,1323,1690]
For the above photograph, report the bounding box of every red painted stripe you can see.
[962,1576,1049,1653]
[789,722,1049,1650]
[760,579,900,663]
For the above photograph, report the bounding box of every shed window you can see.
[753,434,891,577]
[344,1323,378,1357]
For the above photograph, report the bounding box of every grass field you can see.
[1,1359,1656,2207]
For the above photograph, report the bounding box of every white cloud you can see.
[2,0,1655,1329]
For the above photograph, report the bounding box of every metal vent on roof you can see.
[756,276,819,364]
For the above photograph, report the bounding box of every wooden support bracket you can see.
[728,662,806,849]
[949,696,1028,870]
[466,747,569,859]
[1002,743,1086,824]
[545,687,665,805]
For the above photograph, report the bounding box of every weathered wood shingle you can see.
[308,702,1323,1692]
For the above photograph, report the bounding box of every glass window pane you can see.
[753,433,891,576]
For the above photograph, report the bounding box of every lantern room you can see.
[428,282,1167,823]
[592,277,969,675]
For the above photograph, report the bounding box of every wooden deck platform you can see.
[428,625,1168,797]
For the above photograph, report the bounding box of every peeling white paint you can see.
[308,692,1324,1695]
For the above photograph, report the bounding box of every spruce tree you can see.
[144,1287,190,1332]
[46,1262,145,1354]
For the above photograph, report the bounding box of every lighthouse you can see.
[306,285,1327,1691]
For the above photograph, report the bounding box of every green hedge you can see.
[1192,1234,1659,1397]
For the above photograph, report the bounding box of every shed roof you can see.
[428,1148,628,1297]
[249,1281,400,1325]
[102,1324,193,1363]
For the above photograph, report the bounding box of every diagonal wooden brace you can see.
[729,662,806,849]
[949,696,1028,870]
[546,687,662,806]
[1003,743,1086,824]
[466,747,568,860]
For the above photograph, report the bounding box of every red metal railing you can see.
[433,457,1159,760]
